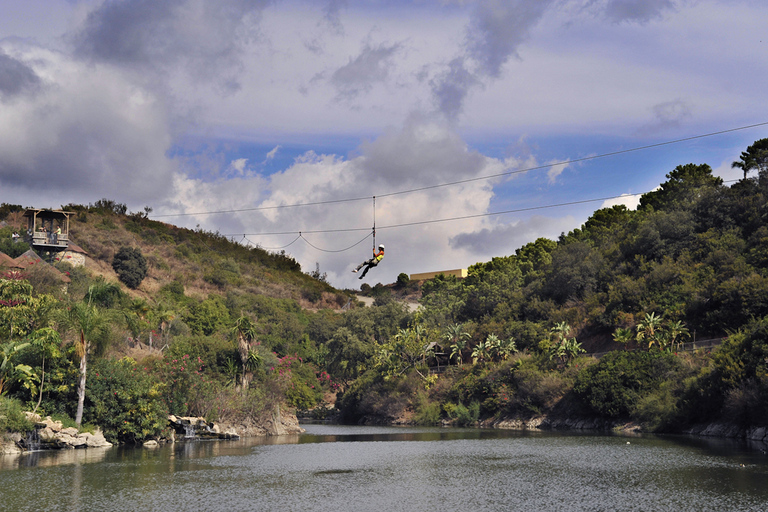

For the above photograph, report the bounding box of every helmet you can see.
[378,244,385,250]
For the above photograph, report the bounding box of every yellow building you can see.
[409,268,468,281]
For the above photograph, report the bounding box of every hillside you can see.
[2,140,768,444]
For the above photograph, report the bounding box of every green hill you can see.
[2,138,768,443]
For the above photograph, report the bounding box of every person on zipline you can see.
[352,244,384,279]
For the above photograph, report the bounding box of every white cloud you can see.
[265,145,280,161]
[600,193,643,210]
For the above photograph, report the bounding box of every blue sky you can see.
[1,0,766,289]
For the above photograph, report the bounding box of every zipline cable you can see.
[227,177,742,239]
[153,121,768,219]
[300,232,372,253]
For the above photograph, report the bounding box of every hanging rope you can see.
[372,195,376,250]
[245,234,301,250]
[300,232,372,253]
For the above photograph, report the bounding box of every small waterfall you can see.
[24,429,42,451]
[183,423,196,439]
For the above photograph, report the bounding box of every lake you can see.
[2,425,767,511]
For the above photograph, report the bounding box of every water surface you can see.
[2,425,767,511]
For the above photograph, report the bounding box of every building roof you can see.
[64,241,88,255]
[14,249,71,283]
[14,249,44,268]
[0,252,23,269]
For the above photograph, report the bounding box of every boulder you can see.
[83,430,112,448]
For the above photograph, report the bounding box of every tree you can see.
[64,293,112,426]
[112,246,148,289]
[638,163,723,212]
[0,340,33,396]
[28,327,62,414]
[636,312,664,351]
[731,138,768,179]
[443,323,471,364]
[232,316,258,392]
[548,322,584,365]
[612,327,634,350]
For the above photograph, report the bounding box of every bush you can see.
[444,401,480,426]
[112,246,148,289]
[0,396,33,433]
[86,358,168,443]
[413,392,441,425]
[573,351,682,419]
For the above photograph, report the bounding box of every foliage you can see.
[0,340,34,396]
[0,396,33,433]
[112,246,148,289]
[0,226,30,258]
[444,401,480,426]
[86,358,167,443]
[573,351,682,419]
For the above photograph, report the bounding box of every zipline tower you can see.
[23,208,74,255]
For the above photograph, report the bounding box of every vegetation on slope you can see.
[1,138,767,443]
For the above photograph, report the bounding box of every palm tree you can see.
[636,312,663,351]
[612,327,634,350]
[667,320,690,351]
[443,323,470,365]
[471,340,489,365]
[486,334,501,361]
[232,316,258,392]
[65,296,111,426]
[498,337,517,361]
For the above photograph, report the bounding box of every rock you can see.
[57,432,87,448]
[23,412,42,423]
[38,427,58,443]
[83,430,112,448]
[42,417,63,431]
[143,440,159,448]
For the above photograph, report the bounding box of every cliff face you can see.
[224,406,305,437]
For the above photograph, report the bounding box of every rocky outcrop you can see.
[685,423,768,443]
[168,415,241,440]
[13,413,112,451]
[210,406,305,437]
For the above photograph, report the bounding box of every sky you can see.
[1,0,767,289]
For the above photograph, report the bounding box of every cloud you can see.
[322,0,347,34]
[546,161,570,184]
[355,114,489,188]
[265,145,281,161]
[160,117,507,288]
[70,0,270,92]
[330,41,402,101]
[0,50,41,99]
[636,99,692,136]
[450,214,577,255]
[600,193,643,210]
[465,0,554,78]
[0,42,175,206]
[429,57,480,121]
[430,0,555,121]
[598,0,677,24]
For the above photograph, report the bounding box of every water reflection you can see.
[2,426,767,512]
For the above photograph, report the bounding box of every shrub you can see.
[84,358,168,443]
[444,401,480,426]
[0,396,33,433]
[112,247,148,289]
[573,351,682,419]
[413,391,442,425]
